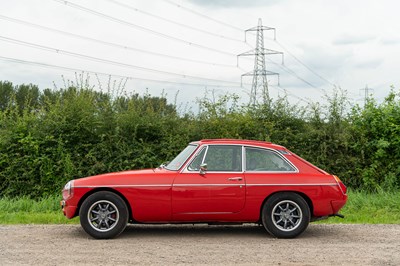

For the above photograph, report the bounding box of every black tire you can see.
[261,192,310,238]
[79,191,129,239]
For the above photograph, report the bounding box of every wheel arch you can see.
[258,190,314,222]
[75,188,134,222]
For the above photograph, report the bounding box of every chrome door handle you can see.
[228,177,243,181]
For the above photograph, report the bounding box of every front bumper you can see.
[60,200,77,219]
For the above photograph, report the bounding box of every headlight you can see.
[62,180,74,200]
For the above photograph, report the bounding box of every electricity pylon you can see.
[238,18,283,105]
[360,85,374,106]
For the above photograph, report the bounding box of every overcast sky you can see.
[1,0,399,108]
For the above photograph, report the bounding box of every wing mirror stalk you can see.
[200,163,207,175]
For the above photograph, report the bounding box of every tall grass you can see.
[0,195,78,224]
[317,190,400,224]
[0,195,60,212]
[0,190,399,224]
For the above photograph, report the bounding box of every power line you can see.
[163,0,244,32]
[0,53,310,105]
[270,84,312,105]
[265,57,323,91]
[52,0,236,57]
[104,0,245,43]
[0,14,235,68]
[243,39,324,93]
[0,35,240,85]
[59,0,334,95]
[275,40,335,87]
[53,0,327,95]
[0,55,242,88]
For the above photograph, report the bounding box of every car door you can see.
[172,145,245,220]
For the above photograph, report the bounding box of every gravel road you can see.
[1,224,399,265]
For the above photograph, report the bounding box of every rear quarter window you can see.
[246,147,296,172]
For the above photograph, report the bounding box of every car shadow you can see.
[121,224,268,239]
[68,223,343,240]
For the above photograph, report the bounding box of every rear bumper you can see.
[330,194,348,214]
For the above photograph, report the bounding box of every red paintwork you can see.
[61,139,347,223]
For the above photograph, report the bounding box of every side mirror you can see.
[158,161,169,169]
[200,163,207,175]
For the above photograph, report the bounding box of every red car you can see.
[61,139,347,239]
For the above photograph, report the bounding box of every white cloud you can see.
[188,0,283,8]
[333,34,376,45]
[355,59,384,69]
[380,38,400,46]
[0,0,399,107]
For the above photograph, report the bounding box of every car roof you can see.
[191,139,287,151]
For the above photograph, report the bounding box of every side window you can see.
[204,145,242,172]
[187,147,206,171]
[246,147,295,172]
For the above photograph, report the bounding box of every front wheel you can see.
[262,192,310,238]
[79,191,129,239]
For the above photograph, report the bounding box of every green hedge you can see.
[0,80,399,198]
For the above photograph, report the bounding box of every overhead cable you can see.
[52,0,236,56]
[0,14,234,68]
[275,40,335,86]
[163,0,244,32]
[0,35,240,85]
[0,55,242,88]
[105,0,245,43]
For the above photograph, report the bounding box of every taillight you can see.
[333,175,347,194]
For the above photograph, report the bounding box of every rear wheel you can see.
[79,191,129,239]
[262,192,310,238]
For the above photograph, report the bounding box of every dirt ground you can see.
[0,224,399,265]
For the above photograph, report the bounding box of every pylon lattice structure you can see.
[238,18,283,105]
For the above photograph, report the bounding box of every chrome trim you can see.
[181,143,300,174]
[165,144,199,171]
[202,145,209,166]
[178,212,233,215]
[74,184,171,188]
[244,170,297,173]
[244,146,299,173]
[246,183,337,187]
[173,184,243,187]
[228,177,243,181]
[184,146,208,173]
[182,144,245,174]
[74,183,336,188]
[190,171,244,174]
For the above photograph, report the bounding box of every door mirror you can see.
[200,163,207,175]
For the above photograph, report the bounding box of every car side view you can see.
[61,139,347,239]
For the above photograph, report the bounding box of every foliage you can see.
[1,190,399,224]
[0,79,399,198]
[318,189,400,224]
[349,89,400,191]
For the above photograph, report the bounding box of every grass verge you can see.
[0,190,399,224]
[318,189,400,224]
[0,195,79,224]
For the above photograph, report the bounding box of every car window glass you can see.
[246,147,295,172]
[187,147,206,171]
[166,144,197,171]
[204,145,242,172]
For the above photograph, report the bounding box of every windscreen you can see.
[165,144,197,171]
